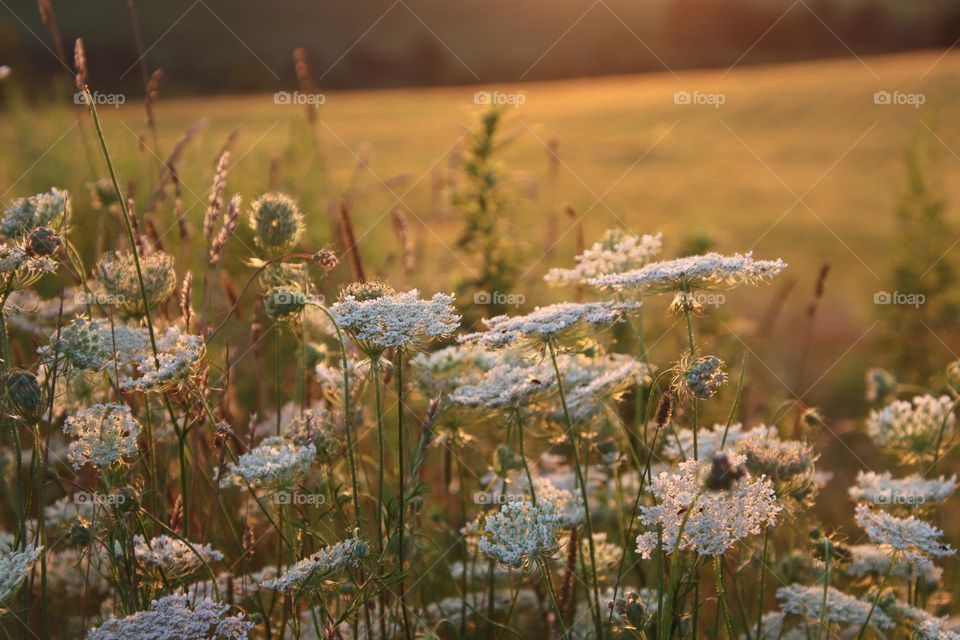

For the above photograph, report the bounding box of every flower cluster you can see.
[95,251,177,318]
[478,499,562,568]
[848,471,956,507]
[63,403,141,470]
[262,536,369,594]
[854,503,954,560]
[331,285,460,355]
[589,252,787,293]
[88,594,252,639]
[544,229,662,287]
[776,583,894,629]
[222,436,316,490]
[635,455,780,557]
[0,544,41,604]
[460,301,639,350]
[132,535,224,581]
[867,394,956,461]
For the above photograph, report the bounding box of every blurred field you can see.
[3,49,960,408]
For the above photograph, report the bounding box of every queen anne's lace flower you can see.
[88,594,252,639]
[844,544,942,583]
[479,499,562,568]
[0,544,41,604]
[589,252,786,293]
[48,317,148,372]
[867,395,955,460]
[450,359,555,411]
[664,423,776,461]
[460,301,639,350]
[331,287,460,354]
[223,436,316,490]
[2,188,70,237]
[120,326,204,391]
[63,404,140,470]
[132,535,224,580]
[854,504,954,560]
[560,354,653,422]
[411,344,502,397]
[776,583,894,629]
[849,471,956,507]
[635,455,780,558]
[95,251,177,318]
[544,230,662,287]
[884,599,960,639]
[262,536,369,594]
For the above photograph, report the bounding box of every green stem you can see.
[713,556,736,640]
[817,540,830,640]
[547,340,603,640]
[371,357,388,640]
[395,350,412,640]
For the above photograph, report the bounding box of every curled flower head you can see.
[589,251,786,294]
[866,395,955,462]
[679,354,728,399]
[635,454,780,558]
[47,317,148,372]
[1,369,46,423]
[63,403,140,471]
[854,504,954,561]
[459,301,639,352]
[478,499,562,568]
[544,229,662,287]
[88,594,252,640]
[865,367,897,403]
[263,285,313,319]
[2,188,70,238]
[95,251,177,318]
[331,287,460,356]
[223,436,316,490]
[249,192,304,253]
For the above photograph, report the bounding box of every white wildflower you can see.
[88,594,252,639]
[884,599,960,639]
[223,436,316,490]
[133,534,224,580]
[0,544,41,604]
[635,455,780,558]
[544,229,662,287]
[330,285,459,354]
[561,354,654,422]
[854,504,954,560]
[845,544,942,583]
[866,395,955,461]
[2,188,70,237]
[95,251,177,318]
[262,536,369,594]
[776,583,893,629]
[63,404,140,470]
[47,317,148,372]
[450,359,555,411]
[589,251,786,293]
[460,301,639,350]
[120,325,204,391]
[479,499,562,568]
[664,422,776,461]
[849,471,956,507]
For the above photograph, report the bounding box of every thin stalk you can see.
[371,357,388,640]
[817,540,830,640]
[547,340,602,640]
[854,555,894,640]
[395,350,412,640]
[515,410,537,503]
[755,528,769,640]
[538,557,569,638]
[713,556,736,640]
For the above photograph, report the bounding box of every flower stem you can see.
[395,350,412,640]
[547,340,603,640]
[713,556,736,640]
